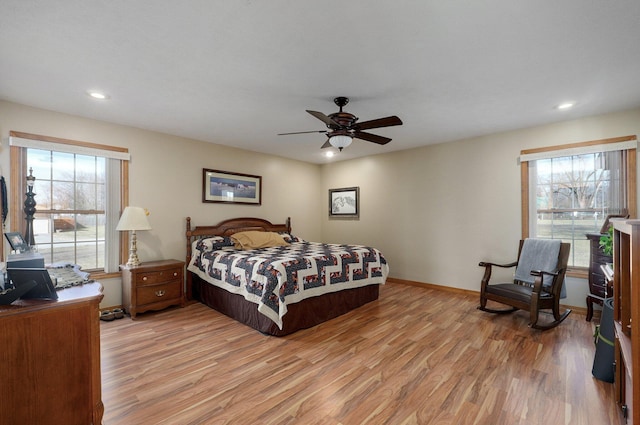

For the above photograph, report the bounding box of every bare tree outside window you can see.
[533,151,626,267]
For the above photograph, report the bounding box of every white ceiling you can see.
[1,1,640,164]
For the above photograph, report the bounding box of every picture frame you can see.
[329,187,359,219]
[202,168,262,205]
[4,232,29,252]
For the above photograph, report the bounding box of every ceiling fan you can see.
[278,97,403,151]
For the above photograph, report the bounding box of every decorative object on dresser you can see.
[23,167,37,246]
[116,206,152,267]
[4,231,29,252]
[6,250,44,269]
[0,282,104,424]
[586,232,613,321]
[46,262,92,289]
[185,216,388,336]
[121,259,185,319]
[611,219,640,424]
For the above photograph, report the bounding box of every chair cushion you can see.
[486,283,552,304]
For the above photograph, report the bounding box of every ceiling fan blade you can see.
[321,139,332,149]
[306,110,341,127]
[278,130,326,136]
[353,131,392,145]
[353,115,403,131]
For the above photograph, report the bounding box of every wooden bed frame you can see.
[186,216,291,300]
[185,216,380,336]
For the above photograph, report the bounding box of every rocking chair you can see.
[478,239,571,330]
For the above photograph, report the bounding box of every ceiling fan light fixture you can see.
[329,134,352,151]
[278,97,402,151]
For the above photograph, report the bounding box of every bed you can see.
[185,217,388,336]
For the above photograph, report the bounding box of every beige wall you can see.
[321,108,640,308]
[0,101,322,307]
[2,100,639,309]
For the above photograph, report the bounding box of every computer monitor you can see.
[6,268,58,300]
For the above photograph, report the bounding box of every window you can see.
[9,131,129,276]
[520,136,637,274]
[28,149,106,268]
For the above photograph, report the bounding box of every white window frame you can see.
[9,131,130,278]
[520,135,637,277]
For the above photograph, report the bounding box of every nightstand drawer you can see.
[121,259,185,318]
[136,267,182,286]
[136,281,182,305]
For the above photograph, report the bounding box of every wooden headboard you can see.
[185,216,291,300]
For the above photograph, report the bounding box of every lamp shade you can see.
[329,135,352,150]
[116,207,152,231]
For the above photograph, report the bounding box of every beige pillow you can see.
[231,231,289,250]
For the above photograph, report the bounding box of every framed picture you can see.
[329,187,359,219]
[203,169,262,205]
[4,232,29,252]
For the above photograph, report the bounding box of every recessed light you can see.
[556,102,575,110]
[88,91,109,100]
[325,151,335,158]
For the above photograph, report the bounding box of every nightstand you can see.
[120,259,185,318]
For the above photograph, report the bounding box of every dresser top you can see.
[0,281,103,316]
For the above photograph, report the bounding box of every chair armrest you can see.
[530,269,562,293]
[478,261,518,268]
[478,261,518,289]
[530,269,560,278]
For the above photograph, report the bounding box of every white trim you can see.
[9,136,130,161]
[519,140,637,163]
[104,159,122,273]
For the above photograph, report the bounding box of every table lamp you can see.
[116,206,151,267]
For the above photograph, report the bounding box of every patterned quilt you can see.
[187,239,389,329]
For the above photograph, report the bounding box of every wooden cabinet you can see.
[121,259,185,318]
[587,232,613,321]
[612,220,640,424]
[0,283,104,425]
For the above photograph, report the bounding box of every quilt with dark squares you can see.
[187,240,389,329]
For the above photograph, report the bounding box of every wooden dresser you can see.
[586,232,613,321]
[121,259,185,318]
[612,220,640,424]
[0,282,104,425]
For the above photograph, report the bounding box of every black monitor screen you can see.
[6,268,58,300]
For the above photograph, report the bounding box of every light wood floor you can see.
[100,283,619,425]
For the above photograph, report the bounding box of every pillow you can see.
[231,231,289,250]
[278,232,304,243]
[195,236,234,252]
